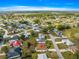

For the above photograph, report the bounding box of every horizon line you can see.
[0,6,79,11]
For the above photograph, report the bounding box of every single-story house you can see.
[12,35,19,40]
[7,48,20,59]
[3,34,8,38]
[19,24,26,29]
[57,31,62,37]
[36,42,47,50]
[36,34,45,42]
[9,40,22,47]
[37,53,48,59]
[32,24,41,32]
[14,47,22,56]
[62,38,74,46]
[24,33,29,39]
[0,38,4,45]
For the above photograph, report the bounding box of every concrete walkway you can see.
[48,48,70,52]
[56,42,63,44]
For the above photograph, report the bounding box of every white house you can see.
[32,24,40,32]
[19,24,26,29]
[36,34,45,42]
[39,34,45,39]
[38,54,48,59]
[3,34,8,38]
[62,38,74,46]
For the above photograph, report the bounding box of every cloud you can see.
[0,6,79,11]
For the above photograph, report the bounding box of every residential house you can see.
[12,35,19,40]
[37,53,48,59]
[9,40,22,47]
[57,31,62,37]
[32,24,41,32]
[0,38,4,45]
[36,34,45,42]
[19,24,26,29]
[62,38,74,46]
[7,48,20,59]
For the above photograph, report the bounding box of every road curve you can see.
[0,27,8,35]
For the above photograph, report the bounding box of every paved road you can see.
[0,27,8,35]
[49,34,64,59]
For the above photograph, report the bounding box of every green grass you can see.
[62,51,77,59]
[46,51,58,59]
[45,34,50,39]
[45,40,54,49]
[52,32,57,36]
[32,53,37,59]
[63,28,79,40]
[57,43,68,49]
[63,28,79,49]
[0,55,7,59]
[55,38,62,42]
[23,41,28,46]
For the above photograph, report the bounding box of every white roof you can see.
[38,54,48,59]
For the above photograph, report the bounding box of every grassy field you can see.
[63,28,79,49]
[45,40,54,49]
[55,38,62,42]
[63,28,79,40]
[32,52,37,59]
[57,43,68,49]
[46,51,58,59]
[52,32,57,36]
[45,34,50,39]
[0,55,7,59]
[62,51,77,59]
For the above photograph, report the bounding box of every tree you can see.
[1,46,9,54]
[47,25,54,32]
[21,46,32,59]
[19,20,29,25]
[56,24,65,31]
[41,27,48,34]
[30,30,38,37]
[20,34,25,39]
[33,19,40,24]
[1,46,9,59]
[75,51,79,59]
[56,24,71,31]
[0,34,3,38]
[46,22,51,25]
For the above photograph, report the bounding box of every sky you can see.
[0,0,79,11]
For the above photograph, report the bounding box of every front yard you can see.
[46,51,58,59]
[45,40,54,49]
[57,43,68,49]
[55,38,62,42]
[62,51,77,59]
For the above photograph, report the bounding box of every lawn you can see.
[45,34,50,39]
[55,38,62,42]
[0,30,5,34]
[0,55,7,59]
[32,52,37,59]
[45,40,54,49]
[52,32,57,36]
[57,43,68,49]
[63,28,79,49]
[63,28,79,41]
[46,51,58,59]
[62,51,77,59]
